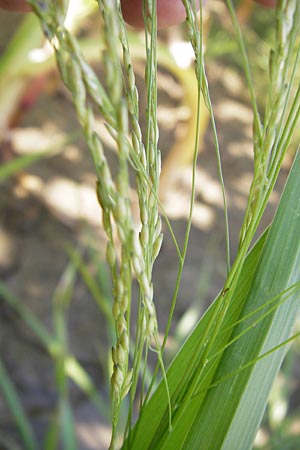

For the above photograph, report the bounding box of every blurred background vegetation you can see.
[0,1,299,449]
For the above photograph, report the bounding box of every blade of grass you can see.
[58,398,77,450]
[0,359,38,450]
[43,414,59,450]
[0,131,77,182]
[65,245,114,332]
[0,282,107,417]
[52,260,77,450]
[188,153,300,450]
[0,283,55,349]
[123,151,300,449]
[168,153,300,450]
[0,152,48,182]
[122,226,268,449]
[0,14,43,131]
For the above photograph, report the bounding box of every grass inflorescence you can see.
[16,0,300,448]
[27,0,166,447]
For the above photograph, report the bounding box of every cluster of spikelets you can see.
[26,0,300,448]
[239,0,298,246]
[28,0,165,447]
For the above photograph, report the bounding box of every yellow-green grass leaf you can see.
[177,157,300,449]
[123,223,267,449]
[125,153,300,449]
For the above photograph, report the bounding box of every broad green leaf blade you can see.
[125,153,300,450]
[123,228,267,449]
[190,153,300,450]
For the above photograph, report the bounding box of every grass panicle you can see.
[28,0,165,446]
[239,0,299,246]
[4,0,297,448]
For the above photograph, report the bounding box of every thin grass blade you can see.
[0,282,106,416]
[52,261,77,449]
[0,152,47,182]
[0,359,38,450]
